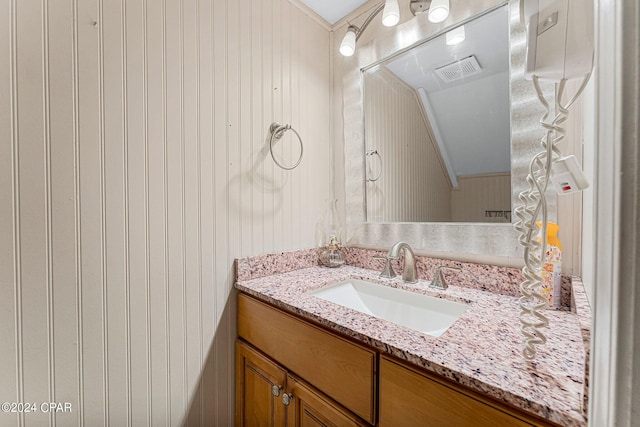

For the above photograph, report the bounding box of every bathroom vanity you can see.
[237,294,374,426]
[234,250,590,427]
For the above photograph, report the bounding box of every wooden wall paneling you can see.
[196,0,215,424]
[181,0,203,424]
[76,0,107,422]
[48,1,81,425]
[304,15,332,244]
[281,1,294,250]
[451,174,511,223]
[212,0,231,423]
[145,0,171,424]
[364,70,451,222]
[212,0,228,321]
[272,0,283,251]
[164,0,188,423]
[556,79,585,276]
[263,0,276,253]
[1,1,19,425]
[0,0,331,425]
[101,0,129,423]
[249,0,264,256]
[122,0,151,425]
[237,0,252,258]
[16,0,51,425]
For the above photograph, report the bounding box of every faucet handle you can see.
[373,255,396,279]
[430,265,461,290]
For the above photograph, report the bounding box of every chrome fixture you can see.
[381,0,400,26]
[365,149,382,182]
[428,0,450,23]
[409,0,430,15]
[269,122,304,170]
[373,254,397,279]
[340,0,399,57]
[409,0,450,22]
[429,265,461,290]
[387,242,417,283]
[341,0,451,57]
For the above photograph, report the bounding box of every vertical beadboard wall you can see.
[364,68,451,222]
[451,174,512,222]
[0,0,331,426]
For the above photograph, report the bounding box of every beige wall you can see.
[364,68,451,222]
[0,0,330,425]
[451,174,511,223]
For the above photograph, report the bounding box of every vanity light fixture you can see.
[341,0,453,57]
[428,0,450,23]
[446,25,465,45]
[340,0,400,57]
[340,27,357,56]
[382,0,400,27]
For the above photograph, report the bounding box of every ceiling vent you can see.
[434,55,482,83]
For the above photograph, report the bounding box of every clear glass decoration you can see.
[320,235,345,268]
[322,199,344,247]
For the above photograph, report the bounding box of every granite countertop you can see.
[235,263,589,427]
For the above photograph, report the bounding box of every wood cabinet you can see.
[236,340,287,427]
[285,375,368,427]
[237,292,559,427]
[379,356,558,427]
[237,293,376,424]
[236,340,368,427]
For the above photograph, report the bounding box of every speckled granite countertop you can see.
[235,260,589,426]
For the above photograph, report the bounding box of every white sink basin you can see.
[307,279,468,337]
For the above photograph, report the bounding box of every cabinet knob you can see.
[282,393,294,406]
[272,385,282,397]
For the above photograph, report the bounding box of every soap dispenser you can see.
[319,235,345,268]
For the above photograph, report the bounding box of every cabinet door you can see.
[236,340,287,427]
[380,356,555,427]
[238,294,376,423]
[286,375,369,427]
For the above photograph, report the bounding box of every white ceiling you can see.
[300,0,368,24]
[383,5,511,177]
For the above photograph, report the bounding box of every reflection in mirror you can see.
[364,5,511,223]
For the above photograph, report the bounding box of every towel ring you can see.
[269,122,303,170]
[366,149,382,182]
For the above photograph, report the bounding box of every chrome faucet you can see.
[373,254,397,279]
[429,265,462,290]
[387,242,418,283]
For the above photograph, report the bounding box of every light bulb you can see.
[382,0,400,27]
[340,27,357,57]
[446,25,465,45]
[428,0,450,23]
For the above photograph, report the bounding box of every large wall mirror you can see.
[364,6,511,223]
[342,0,554,258]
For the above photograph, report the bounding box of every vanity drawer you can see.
[379,356,558,427]
[237,293,376,424]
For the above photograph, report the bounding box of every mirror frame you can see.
[342,0,554,259]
